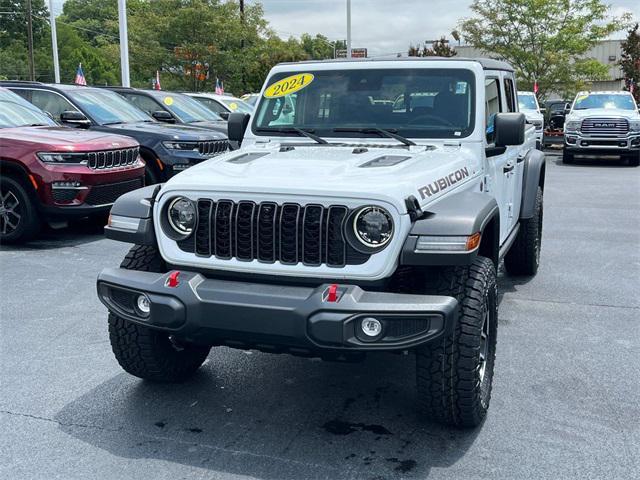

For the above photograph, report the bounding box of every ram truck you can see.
[97,58,546,428]
[563,91,640,165]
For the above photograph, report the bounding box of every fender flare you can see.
[520,149,545,219]
[104,184,162,245]
[400,191,500,266]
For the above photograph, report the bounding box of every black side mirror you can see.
[494,112,525,147]
[227,113,250,145]
[219,111,230,121]
[60,110,90,128]
[152,110,175,123]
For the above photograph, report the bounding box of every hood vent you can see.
[359,155,411,168]
[226,152,269,164]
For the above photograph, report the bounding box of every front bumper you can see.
[564,133,640,153]
[97,268,458,355]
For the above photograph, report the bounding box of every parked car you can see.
[518,91,543,149]
[563,91,640,165]
[542,100,571,148]
[240,93,260,106]
[185,92,253,119]
[1,81,229,184]
[97,57,545,428]
[105,87,228,137]
[0,87,144,243]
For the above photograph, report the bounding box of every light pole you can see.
[118,0,130,87]
[346,0,352,59]
[49,0,60,83]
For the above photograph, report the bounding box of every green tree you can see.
[620,23,640,103]
[408,37,457,57]
[460,0,630,99]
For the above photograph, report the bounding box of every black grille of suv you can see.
[580,117,629,135]
[198,140,229,156]
[178,200,370,267]
[85,178,144,205]
[87,147,139,169]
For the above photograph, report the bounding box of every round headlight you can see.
[167,197,196,235]
[353,206,393,248]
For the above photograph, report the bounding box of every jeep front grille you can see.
[580,117,629,136]
[198,140,229,156]
[87,147,139,169]
[178,200,370,267]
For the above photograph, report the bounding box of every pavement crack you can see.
[0,409,123,432]
[505,297,639,310]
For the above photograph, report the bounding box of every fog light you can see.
[361,317,382,337]
[136,294,150,315]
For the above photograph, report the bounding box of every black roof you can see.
[277,56,515,72]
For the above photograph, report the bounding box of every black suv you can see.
[2,81,229,183]
[105,87,228,137]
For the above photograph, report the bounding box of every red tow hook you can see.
[166,271,180,288]
[326,283,339,302]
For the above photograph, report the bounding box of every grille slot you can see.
[182,201,368,267]
[198,140,229,156]
[85,178,143,205]
[87,147,139,170]
[580,117,629,136]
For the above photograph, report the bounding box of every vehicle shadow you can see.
[551,156,634,168]
[55,350,481,479]
[0,218,106,251]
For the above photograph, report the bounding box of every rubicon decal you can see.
[418,167,470,199]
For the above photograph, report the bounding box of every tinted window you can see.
[67,89,151,124]
[122,93,163,116]
[0,89,57,128]
[30,90,77,122]
[254,68,476,139]
[193,97,226,114]
[485,78,502,144]
[504,78,516,112]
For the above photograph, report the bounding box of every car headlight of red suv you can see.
[37,152,89,164]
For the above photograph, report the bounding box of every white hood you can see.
[161,142,482,213]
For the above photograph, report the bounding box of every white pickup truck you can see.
[563,91,640,165]
[518,91,544,149]
[98,58,546,428]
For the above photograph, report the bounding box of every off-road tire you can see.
[0,175,40,244]
[625,152,639,167]
[108,244,210,382]
[416,256,498,428]
[562,149,574,164]
[504,187,543,276]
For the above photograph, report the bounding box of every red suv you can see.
[0,88,145,243]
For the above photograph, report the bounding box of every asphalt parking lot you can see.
[1,152,639,480]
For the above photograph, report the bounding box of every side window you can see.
[485,78,502,144]
[504,78,516,112]
[10,88,32,103]
[30,90,77,122]
[198,98,226,114]
[123,93,161,115]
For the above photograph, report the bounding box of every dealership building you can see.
[454,39,625,95]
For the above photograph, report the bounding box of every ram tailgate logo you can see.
[418,167,470,200]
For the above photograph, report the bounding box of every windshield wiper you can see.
[255,127,328,144]
[333,127,416,146]
[102,121,126,125]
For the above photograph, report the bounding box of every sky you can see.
[51,0,640,57]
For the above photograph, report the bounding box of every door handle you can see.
[503,163,515,173]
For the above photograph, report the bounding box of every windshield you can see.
[518,94,538,111]
[221,97,253,114]
[253,68,475,139]
[573,94,637,111]
[0,89,57,128]
[67,89,152,124]
[152,92,223,122]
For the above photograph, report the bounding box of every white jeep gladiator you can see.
[563,90,640,165]
[98,58,546,428]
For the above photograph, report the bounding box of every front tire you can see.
[416,257,498,428]
[562,149,574,164]
[108,245,210,382]
[504,187,543,276]
[625,151,639,167]
[0,176,40,244]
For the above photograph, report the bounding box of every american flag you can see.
[215,78,224,95]
[154,70,161,90]
[74,63,87,86]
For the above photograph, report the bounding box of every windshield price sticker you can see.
[163,97,174,106]
[264,73,314,98]
[229,102,238,111]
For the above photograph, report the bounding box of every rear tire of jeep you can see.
[0,176,40,244]
[562,150,574,164]
[504,187,543,276]
[416,257,498,428]
[108,245,210,382]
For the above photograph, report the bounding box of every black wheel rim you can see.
[0,188,22,235]
[479,308,489,383]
